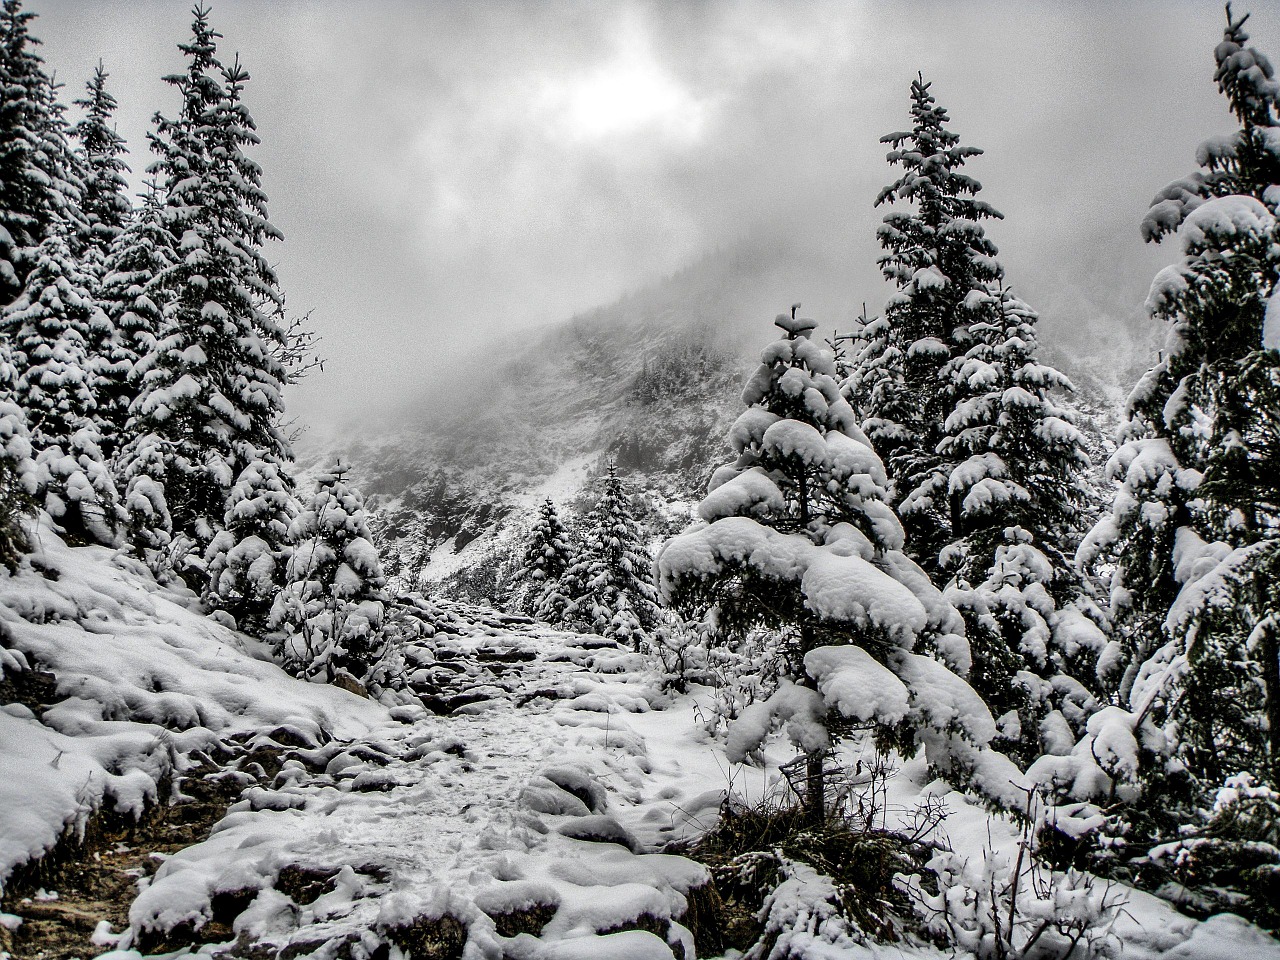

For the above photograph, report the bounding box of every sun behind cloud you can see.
[533,17,707,144]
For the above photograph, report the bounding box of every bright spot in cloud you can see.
[535,23,706,143]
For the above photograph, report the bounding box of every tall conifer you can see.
[856,76,1004,574]
[519,497,573,617]
[117,7,295,582]
[0,0,85,303]
[1071,10,1280,918]
[71,62,130,270]
[659,310,1017,820]
[561,463,659,645]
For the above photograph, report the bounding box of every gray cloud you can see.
[29,0,1280,422]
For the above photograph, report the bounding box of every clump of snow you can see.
[805,645,910,725]
[1266,285,1280,350]
[726,680,827,762]
[1179,194,1275,250]
[697,469,783,523]
[657,517,928,641]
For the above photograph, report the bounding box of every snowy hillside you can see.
[2,514,1280,957]
[2,526,1277,960]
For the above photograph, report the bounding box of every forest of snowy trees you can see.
[2,1,1280,958]
[0,1,388,689]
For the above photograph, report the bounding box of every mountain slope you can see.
[305,243,1143,593]
[309,250,780,584]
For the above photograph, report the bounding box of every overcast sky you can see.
[29,0,1280,423]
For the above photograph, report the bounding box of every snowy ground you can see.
[2,530,1279,959]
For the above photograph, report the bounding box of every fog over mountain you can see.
[35,0,1280,427]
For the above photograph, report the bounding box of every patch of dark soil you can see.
[599,910,671,943]
[0,662,57,716]
[1,736,312,959]
[474,647,536,664]
[486,902,557,939]
[556,815,641,852]
[275,865,340,905]
[515,687,568,706]
[381,912,467,960]
[417,694,452,715]
[134,887,257,955]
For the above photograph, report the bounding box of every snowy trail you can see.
[108,608,721,959]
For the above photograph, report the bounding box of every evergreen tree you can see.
[2,233,118,544]
[946,533,1107,768]
[658,310,1019,822]
[561,462,659,645]
[271,461,387,683]
[69,63,138,462]
[932,286,1090,581]
[204,459,295,635]
[850,81,1097,765]
[0,346,36,567]
[70,62,130,272]
[925,287,1101,765]
[856,75,1005,576]
[95,183,171,452]
[117,8,294,578]
[0,0,85,304]
[1070,8,1280,915]
[518,497,572,616]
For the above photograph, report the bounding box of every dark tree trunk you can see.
[800,621,825,825]
[805,749,826,826]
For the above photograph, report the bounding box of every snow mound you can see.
[0,518,390,899]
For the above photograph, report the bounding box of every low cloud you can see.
[32,0,1280,422]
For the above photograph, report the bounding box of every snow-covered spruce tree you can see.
[69,64,138,455]
[932,287,1090,581]
[1,233,119,544]
[658,310,1020,823]
[1069,8,1280,910]
[561,462,659,646]
[853,75,1004,578]
[70,62,131,272]
[0,0,86,304]
[945,532,1108,770]
[930,286,1102,766]
[851,79,1098,766]
[517,497,573,616]
[271,462,387,684]
[534,552,577,629]
[95,183,171,455]
[117,9,295,589]
[204,459,295,635]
